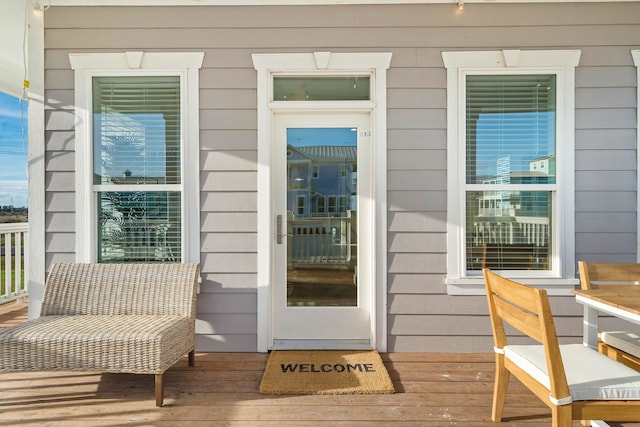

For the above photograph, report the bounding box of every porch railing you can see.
[0,222,28,303]
[471,216,549,247]
[288,213,355,268]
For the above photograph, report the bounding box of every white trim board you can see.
[27,6,45,320]
[633,49,640,263]
[46,0,640,5]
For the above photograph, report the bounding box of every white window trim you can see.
[633,50,640,262]
[252,51,392,352]
[442,49,581,295]
[69,51,204,263]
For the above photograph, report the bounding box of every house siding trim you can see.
[26,7,45,320]
[633,49,640,261]
[47,0,640,5]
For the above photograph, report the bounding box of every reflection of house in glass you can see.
[286,144,357,274]
[99,186,181,264]
[286,144,357,218]
[470,155,553,271]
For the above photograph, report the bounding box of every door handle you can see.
[276,214,292,244]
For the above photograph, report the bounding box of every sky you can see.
[287,127,357,147]
[0,91,28,208]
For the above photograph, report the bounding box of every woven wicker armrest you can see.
[0,262,200,407]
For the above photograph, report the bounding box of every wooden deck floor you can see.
[0,302,637,426]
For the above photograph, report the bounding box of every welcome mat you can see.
[259,350,395,395]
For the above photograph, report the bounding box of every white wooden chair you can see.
[483,268,640,426]
[578,261,640,371]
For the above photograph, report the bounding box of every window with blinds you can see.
[465,74,556,272]
[92,76,182,263]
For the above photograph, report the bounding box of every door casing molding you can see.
[252,51,392,352]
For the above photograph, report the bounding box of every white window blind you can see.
[92,76,182,263]
[465,74,556,272]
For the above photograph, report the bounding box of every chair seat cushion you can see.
[504,343,640,401]
[0,315,192,374]
[601,331,640,359]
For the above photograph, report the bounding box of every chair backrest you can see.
[41,262,200,317]
[578,261,640,290]
[483,268,570,401]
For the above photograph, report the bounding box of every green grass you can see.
[0,255,26,297]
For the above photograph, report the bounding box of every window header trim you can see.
[70,51,204,71]
[442,50,581,70]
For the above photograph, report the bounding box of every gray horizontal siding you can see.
[42,2,640,352]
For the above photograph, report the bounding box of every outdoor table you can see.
[572,285,640,427]
[572,285,640,349]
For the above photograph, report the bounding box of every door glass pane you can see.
[286,128,357,306]
[274,76,370,101]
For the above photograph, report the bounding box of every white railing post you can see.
[0,222,29,303]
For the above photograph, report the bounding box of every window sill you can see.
[446,277,579,296]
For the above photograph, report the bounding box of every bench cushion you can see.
[505,343,640,402]
[0,315,193,374]
[601,331,640,359]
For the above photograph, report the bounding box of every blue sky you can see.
[0,91,28,207]
[287,127,357,147]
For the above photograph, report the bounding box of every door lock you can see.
[276,215,292,244]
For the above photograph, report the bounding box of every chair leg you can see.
[155,373,164,407]
[188,350,195,367]
[492,353,510,422]
[551,405,572,427]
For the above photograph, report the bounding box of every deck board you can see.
[0,302,637,426]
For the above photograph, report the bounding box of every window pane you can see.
[98,191,181,263]
[466,75,556,185]
[93,76,181,185]
[466,190,551,271]
[274,76,370,101]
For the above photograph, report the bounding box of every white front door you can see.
[271,112,374,349]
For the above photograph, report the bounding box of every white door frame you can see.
[252,51,392,353]
[272,111,373,349]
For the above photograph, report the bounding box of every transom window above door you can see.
[273,76,370,101]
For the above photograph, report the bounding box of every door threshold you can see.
[272,339,371,350]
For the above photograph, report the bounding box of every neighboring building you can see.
[14,0,640,352]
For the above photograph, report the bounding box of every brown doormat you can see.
[259,350,395,395]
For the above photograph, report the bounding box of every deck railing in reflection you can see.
[288,213,355,267]
[0,222,28,302]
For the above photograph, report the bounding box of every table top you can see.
[572,285,640,317]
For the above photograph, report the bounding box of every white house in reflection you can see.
[287,144,357,219]
[471,155,554,270]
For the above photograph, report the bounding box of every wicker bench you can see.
[0,262,200,407]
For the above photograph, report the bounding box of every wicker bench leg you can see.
[189,350,195,367]
[155,373,164,407]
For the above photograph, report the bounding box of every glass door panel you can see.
[272,112,372,348]
[286,128,357,307]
